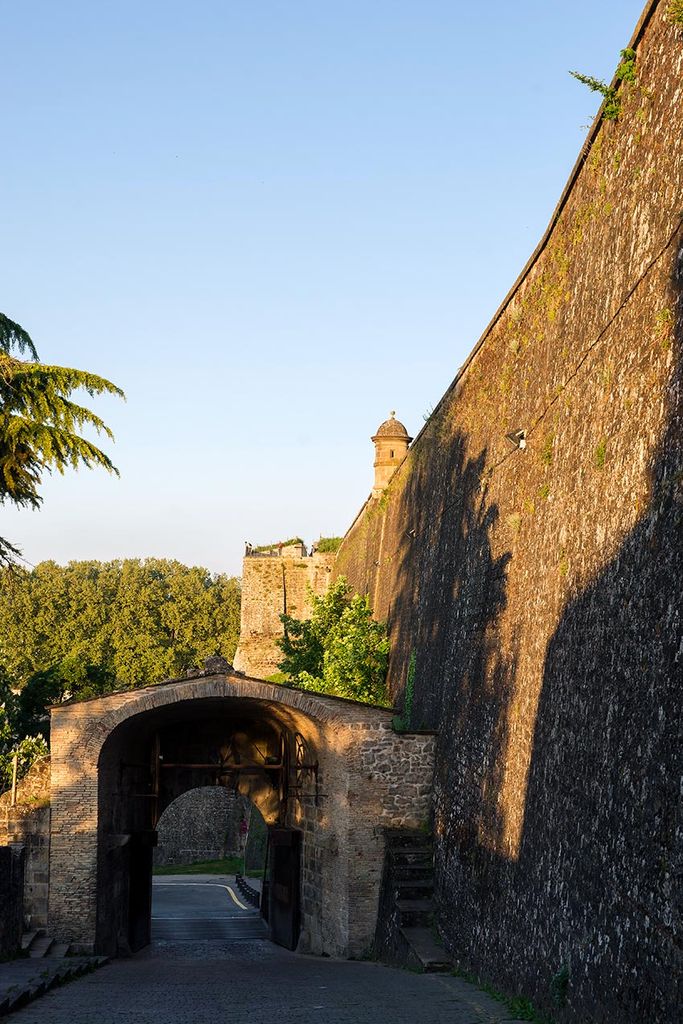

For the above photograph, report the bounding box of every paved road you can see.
[8,877,522,1024]
[152,874,266,942]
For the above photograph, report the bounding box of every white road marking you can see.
[153,881,250,911]
[152,916,252,921]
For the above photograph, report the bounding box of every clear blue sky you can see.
[1,0,645,576]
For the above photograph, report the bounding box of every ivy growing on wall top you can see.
[252,537,304,552]
[570,48,637,121]
[315,536,343,553]
[669,1,683,25]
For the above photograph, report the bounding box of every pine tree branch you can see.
[0,315,38,360]
[0,535,23,568]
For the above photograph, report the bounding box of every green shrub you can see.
[252,537,303,552]
[594,438,607,469]
[570,48,637,122]
[0,690,48,794]
[315,537,343,553]
[668,1,683,24]
[277,577,389,705]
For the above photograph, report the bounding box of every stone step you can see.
[393,864,434,879]
[396,879,434,899]
[28,935,54,958]
[390,848,432,863]
[47,942,71,958]
[0,955,110,1017]
[399,927,452,973]
[396,898,434,926]
[387,832,432,850]
[389,839,432,856]
[20,930,42,953]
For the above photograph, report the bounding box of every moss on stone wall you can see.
[335,3,682,1020]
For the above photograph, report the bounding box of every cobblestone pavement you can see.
[8,940,525,1024]
[8,878,524,1024]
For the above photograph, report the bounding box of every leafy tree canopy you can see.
[0,558,241,693]
[277,577,389,705]
[14,662,117,740]
[0,313,123,565]
[0,667,48,792]
[0,558,241,792]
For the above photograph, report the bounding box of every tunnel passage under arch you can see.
[48,670,435,958]
[153,784,255,869]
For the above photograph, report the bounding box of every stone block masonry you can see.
[0,758,51,931]
[153,787,249,867]
[47,671,434,959]
[334,3,683,1020]
[234,551,335,678]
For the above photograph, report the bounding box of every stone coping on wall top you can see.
[51,670,398,723]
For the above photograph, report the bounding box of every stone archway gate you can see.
[48,667,434,958]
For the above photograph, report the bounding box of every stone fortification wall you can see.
[335,3,682,1021]
[0,758,51,930]
[234,552,335,678]
[153,786,248,867]
[292,720,435,957]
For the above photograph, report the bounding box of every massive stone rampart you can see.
[335,2,682,1019]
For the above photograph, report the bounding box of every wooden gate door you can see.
[267,827,302,950]
[127,831,155,952]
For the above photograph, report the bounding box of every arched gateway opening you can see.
[47,669,434,959]
[96,695,307,954]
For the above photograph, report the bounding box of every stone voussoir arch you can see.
[79,671,374,765]
[48,666,436,959]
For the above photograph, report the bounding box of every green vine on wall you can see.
[570,48,637,121]
[392,649,416,733]
[668,1,683,25]
[594,438,608,469]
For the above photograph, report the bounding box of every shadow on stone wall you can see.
[153,785,248,867]
[387,434,520,870]
[509,238,683,1019]
[430,240,683,1022]
[389,438,513,731]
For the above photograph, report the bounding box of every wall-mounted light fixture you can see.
[505,429,527,450]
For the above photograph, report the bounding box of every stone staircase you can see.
[21,931,71,958]
[376,831,451,973]
[0,935,108,1017]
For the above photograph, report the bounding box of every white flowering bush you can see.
[0,690,48,793]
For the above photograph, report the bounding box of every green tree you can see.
[0,666,48,792]
[14,662,116,740]
[0,558,242,692]
[0,313,123,565]
[277,577,390,705]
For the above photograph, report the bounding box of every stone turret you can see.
[371,412,412,497]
